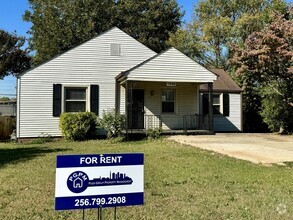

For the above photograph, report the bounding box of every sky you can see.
[0,0,32,97]
[0,0,291,97]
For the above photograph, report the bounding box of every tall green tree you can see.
[24,0,116,64]
[176,0,287,68]
[24,0,182,65]
[168,23,207,65]
[231,11,293,133]
[115,0,181,53]
[0,30,31,79]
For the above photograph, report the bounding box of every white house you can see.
[17,27,241,139]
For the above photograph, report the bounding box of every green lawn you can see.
[0,139,292,219]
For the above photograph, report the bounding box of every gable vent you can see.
[110,43,121,56]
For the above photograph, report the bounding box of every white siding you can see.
[126,48,217,83]
[18,28,156,138]
[214,93,242,132]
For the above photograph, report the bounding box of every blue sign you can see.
[55,153,144,210]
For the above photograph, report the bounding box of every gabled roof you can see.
[19,27,156,77]
[117,47,217,83]
[200,69,242,93]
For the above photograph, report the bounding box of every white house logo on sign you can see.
[55,154,144,210]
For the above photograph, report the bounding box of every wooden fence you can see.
[0,116,16,140]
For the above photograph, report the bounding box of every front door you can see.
[130,89,144,129]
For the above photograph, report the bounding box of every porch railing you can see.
[183,114,209,132]
[144,115,162,129]
[127,114,209,131]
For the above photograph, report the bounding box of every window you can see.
[202,93,230,116]
[53,84,99,117]
[162,90,175,113]
[213,94,221,115]
[65,88,87,112]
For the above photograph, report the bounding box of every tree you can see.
[24,0,116,64]
[167,23,207,65]
[192,0,287,68]
[115,0,182,53]
[0,97,10,101]
[231,11,293,133]
[0,30,31,79]
[24,0,182,64]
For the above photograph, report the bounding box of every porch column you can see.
[115,79,120,114]
[125,81,134,138]
[125,81,129,139]
[208,82,214,133]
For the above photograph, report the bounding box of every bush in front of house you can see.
[59,112,97,141]
[146,128,162,140]
[98,109,125,139]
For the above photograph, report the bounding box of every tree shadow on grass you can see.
[0,147,71,168]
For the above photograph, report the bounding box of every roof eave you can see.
[199,89,243,93]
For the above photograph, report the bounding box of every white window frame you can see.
[213,93,223,115]
[161,89,176,114]
[62,85,90,113]
[213,93,222,115]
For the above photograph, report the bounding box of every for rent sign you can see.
[55,153,144,210]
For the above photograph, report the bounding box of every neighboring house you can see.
[200,69,243,132]
[0,100,16,116]
[17,27,241,139]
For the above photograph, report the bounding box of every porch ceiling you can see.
[116,47,217,83]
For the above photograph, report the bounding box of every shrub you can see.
[146,128,162,140]
[98,109,125,139]
[59,112,97,141]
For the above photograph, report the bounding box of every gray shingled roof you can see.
[199,69,242,93]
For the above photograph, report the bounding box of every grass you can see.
[0,138,292,219]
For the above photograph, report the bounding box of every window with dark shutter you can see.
[53,84,62,117]
[223,94,230,116]
[90,85,99,115]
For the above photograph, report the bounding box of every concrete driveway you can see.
[169,133,293,164]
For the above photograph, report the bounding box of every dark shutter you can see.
[90,85,99,115]
[53,84,62,117]
[202,94,209,114]
[223,93,230,116]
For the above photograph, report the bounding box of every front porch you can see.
[114,47,217,136]
[115,80,214,135]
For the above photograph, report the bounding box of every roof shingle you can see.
[199,69,242,93]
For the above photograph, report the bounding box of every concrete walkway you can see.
[169,133,293,164]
